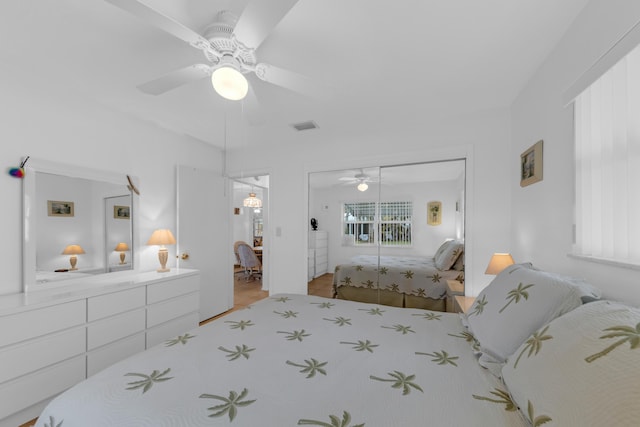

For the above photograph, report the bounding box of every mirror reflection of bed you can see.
[308,160,465,311]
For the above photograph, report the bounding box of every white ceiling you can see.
[0,0,589,149]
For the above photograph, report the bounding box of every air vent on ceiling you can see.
[291,120,318,131]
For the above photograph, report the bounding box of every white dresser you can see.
[0,269,200,426]
[308,230,328,280]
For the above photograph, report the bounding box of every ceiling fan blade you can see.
[137,64,212,95]
[240,80,265,125]
[233,0,299,49]
[105,0,213,51]
[256,63,324,98]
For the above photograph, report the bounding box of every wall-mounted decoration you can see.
[234,207,241,215]
[427,201,442,226]
[114,205,130,219]
[520,140,543,187]
[47,200,74,217]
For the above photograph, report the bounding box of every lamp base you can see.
[157,268,170,273]
[119,252,126,265]
[69,255,78,271]
[157,247,170,273]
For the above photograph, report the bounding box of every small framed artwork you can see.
[114,205,130,219]
[520,140,543,187]
[48,200,74,217]
[427,201,442,226]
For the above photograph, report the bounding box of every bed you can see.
[35,263,639,426]
[332,240,464,310]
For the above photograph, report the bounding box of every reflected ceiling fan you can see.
[338,169,379,192]
[105,0,317,101]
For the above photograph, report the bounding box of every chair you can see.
[237,242,262,281]
[233,240,248,266]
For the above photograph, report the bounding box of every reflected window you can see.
[343,201,412,246]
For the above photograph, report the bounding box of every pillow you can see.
[464,263,584,369]
[434,239,463,270]
[526,265,602,303]
[452,248,465,271]
[502,300,640,426]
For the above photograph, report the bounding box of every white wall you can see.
[227,108,512,297]
[510,0,640,305]
[0,70,223,296]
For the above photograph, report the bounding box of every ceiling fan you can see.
[338,169,379,192]
[104,0,317,101]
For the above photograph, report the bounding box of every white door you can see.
[177,165,232,321]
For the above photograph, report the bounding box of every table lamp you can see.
[115,242,129,264]
[62,244,85,271]
[147,229,176,272]
[485,253,515,275]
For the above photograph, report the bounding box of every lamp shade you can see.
[147,229,176,246]
[114,242,129,252]
[62,244,85,255]
[485,253,515,275]
[243,193,262,208]
[211,66,248,101]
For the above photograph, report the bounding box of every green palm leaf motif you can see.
[334,265,341,272]
[429,273,442,283]
[286,358,328,378]
[469,295,487,316]
[448,331,475,343]
[455,272,464,282]
[362,280,375,288]
[528,400,552,426]
[416,350,459,366]
[513,325,552,368]
[278,329,311,341]
[200,388,256,421]
[312,301,335,309]
[274,310,298,318]
[340,339,379,353]
[452,248,462,261]
[382,324,415,335]
[324,316,352,326]
[413,312,441,320]
[585,322,640,363]
[165,332,196,346]
[472,388,517,411]
[273,296,291,302]
[298,410,364,427]
[218,344,255,361]
[378,266,388,274]
[125,368,173,393]
[360,307,385,316]
[355,265,364,271]
[341,276,353,285]
[43,416,63,427]
[403,270,414,279]
[386,283,400,292]
[225,319,255,330]
[369,371,423,395]
[499,282,535,313]
[413,288,427,297]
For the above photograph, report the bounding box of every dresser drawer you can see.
[87,308,146,350]
[146,312,199,348]
[147,275,199,304]
[0,327,86,384]
[147,292,199,328]
[87,287,146,322]
[87,333,145,376]
[0,300,86,347]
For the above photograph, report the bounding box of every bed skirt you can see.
[335,285,446,311]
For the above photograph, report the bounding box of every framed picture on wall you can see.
[520,140,543,187]
[47,200,74,217]
[427,201,442,225]
[114,205,130,219]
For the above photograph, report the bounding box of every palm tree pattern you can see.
[42,416,63,427]
[472,388,517,411]
[324,316,352,326]
[165,332,196,346]
[274,310,298,318]
[369,371,424,395]
[340,339,379,353]
[225,319,255,330]
[199,388,256,421]
[297,410,364,427]
[513,325,552,368]
[448,331,477,345]
[125,368,173,393]
[585,322,640,363]
[362,279,375,288]
[527,400,552,426]
[499,282,535,313]
[286,358,328,378]
[218,344,255,361]
[468,295,487,317]
[359,307,385,316]
[415,350,459,366]
[278,329,311,341]
[378,267,388,275]
[413,312,441,321]
[386,283,400,292]
[312,301,335,309]
[403,270,414,279]
[413,288,427,297]
[355,265,364,271]
[381,324,415,334]
[273,296,292,303]
[428,273,442,283]
[341,277,353,286]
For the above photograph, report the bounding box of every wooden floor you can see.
[20,273,334,427]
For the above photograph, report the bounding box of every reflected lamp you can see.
[62,244,85,271]
[114,242,129,265]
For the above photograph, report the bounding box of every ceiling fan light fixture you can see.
[211,66,248,101]
[357,182,368,192]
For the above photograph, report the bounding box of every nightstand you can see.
[445,279,464,313]
[453,295,476,314]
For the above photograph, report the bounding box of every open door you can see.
[177,165,232,321]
